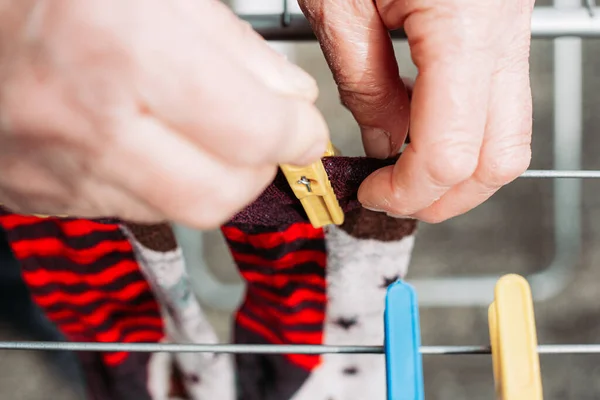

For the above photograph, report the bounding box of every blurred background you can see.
[1,0,600,398]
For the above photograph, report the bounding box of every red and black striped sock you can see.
[222,222,327,400]
[0,210,165,400]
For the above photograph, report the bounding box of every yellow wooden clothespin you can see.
[488,274,543,400]
[279,142,344,228]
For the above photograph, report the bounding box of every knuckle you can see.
[426,142,479,186]
[406,3,499,64]
[481,144,531,186]
[479,122,532,186]
[375,0,403,23]
[338,82,397,116]
[495,42,531,75]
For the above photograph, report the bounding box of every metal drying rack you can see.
[4,0,600,390]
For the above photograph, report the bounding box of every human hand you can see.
[299,0,534,222]
[0,0,328,228]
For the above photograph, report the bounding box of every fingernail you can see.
[362,205,386,213]
[386,213,416,220]
[361,127,392,159]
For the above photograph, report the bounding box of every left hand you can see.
[0,0,328,228]
[299,0,534,222]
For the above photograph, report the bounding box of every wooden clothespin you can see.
[279,142,344,228]
[384,279,425,400]
[488,274,543,400]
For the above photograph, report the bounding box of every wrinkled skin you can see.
[299,0,535,222]
[0,0,535,228]
[0,0,328,228]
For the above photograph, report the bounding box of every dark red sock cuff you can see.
[0,156,396,229]
[228,156,396,227]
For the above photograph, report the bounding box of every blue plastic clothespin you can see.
[384,280,425,400]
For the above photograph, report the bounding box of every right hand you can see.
[0,0,328,228]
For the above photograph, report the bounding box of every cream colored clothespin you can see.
[0,204,67,218]
[488,274,543,400]
[279,142,344,228]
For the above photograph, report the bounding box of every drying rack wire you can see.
[2,342,600,356]
[242,4,600,40]
[3,2,600,361]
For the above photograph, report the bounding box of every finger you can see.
[70,178,167,222]
[178,0,319,102]
[0,62,163,222]
[96,114,277,229]
[411,51,532,222]
[59,0,317,101]
[132,28,328,167]
[299,0,410,159]
[0,174,164,222]
[0,140,165,221]
[358,4,496,216]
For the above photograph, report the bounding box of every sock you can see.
[291,208,417,400]
[229,156,396,227]
[221,222,327,400]
[0,210,164,400]
[0,153,411,400]
[222,155,417,400]
[224,211,417,400]
[122,222,235,400]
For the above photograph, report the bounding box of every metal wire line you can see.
[520,170,600,178]
[245,6,600,40]
[1,341,600,355]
